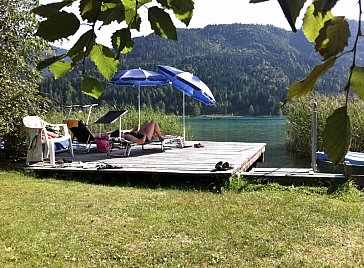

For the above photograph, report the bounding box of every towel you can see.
[66,119,79,128]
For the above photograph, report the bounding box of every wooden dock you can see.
[24,141,266,179]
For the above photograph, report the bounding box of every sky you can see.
[40,0,359,49]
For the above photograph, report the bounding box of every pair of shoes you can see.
[63,158,72,163]
[96,164,123,170]
[215,161,233,171]
[194,143,204,148]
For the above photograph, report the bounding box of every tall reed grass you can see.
[45,104,187,138]
[285,94,364,155]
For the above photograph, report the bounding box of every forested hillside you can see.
[39,23,358,116]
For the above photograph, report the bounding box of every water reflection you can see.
[187,116,310,168]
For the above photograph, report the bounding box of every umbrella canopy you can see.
[157,65,216,139]
[110,68,169,129]
[111,68,169,86]
[157,65,216,105]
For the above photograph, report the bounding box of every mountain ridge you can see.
[40,22,359,115]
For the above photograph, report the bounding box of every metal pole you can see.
[86,105,92,126]
[119,116,122,139]
[183,92,186,141]
[311,101,318,172]
[138,86,141,130]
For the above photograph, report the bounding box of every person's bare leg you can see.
[153,120,162,139]
[139,120,150,131]
[142,120,162,141]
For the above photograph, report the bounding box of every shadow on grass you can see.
[20,168,230,193]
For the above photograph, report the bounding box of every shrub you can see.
[285,93,364,155]
[0,1,50,159]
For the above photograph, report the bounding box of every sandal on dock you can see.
[194,143,204,148]
[214,161,233,171]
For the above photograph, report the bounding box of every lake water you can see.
[186,116,310,168]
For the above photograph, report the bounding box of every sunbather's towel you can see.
[66,119,79,128]
[26,128,43,163]
[54,140,70,153]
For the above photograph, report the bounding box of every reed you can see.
[285,93,364,155]
[45,104,187,138]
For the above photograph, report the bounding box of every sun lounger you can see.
[66,119,96,152]
[94,110,128,138]
[67,110,128,153]
[108,135,184,156]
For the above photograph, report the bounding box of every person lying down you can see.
[121,120,164,145]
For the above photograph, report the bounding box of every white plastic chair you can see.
[23,116,74,167]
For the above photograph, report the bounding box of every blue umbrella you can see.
[157,65,216,105]
[157,65,216,139]
[110,68,169,129]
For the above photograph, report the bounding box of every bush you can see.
[0,1,50,159]
[285,93,364,155]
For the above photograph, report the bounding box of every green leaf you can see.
[90,44,119,80]
[37,54,67,70]
[68,30,95,59]
[283,57,336,105]
[148,7,177,40]
[277,0,306,32]
[35,12,80,42]
[249,0,270,3]
[303,3,333,42]
[123,0,150,30]
[350,67,364,100]
[32,0,74,17]
[82,77,103,99]
[111,28,134,58]
[99,1,125,25]
[323,106,351,166]
[169,0,194,26]
[313,0,339,16]
[157,0,170,8]
[124,9,141,30]
[79,0,101,23]
[315,16,350,60]
[49,61,72,79]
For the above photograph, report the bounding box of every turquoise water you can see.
[186,116,310,168]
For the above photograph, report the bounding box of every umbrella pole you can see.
[183,92,186,141]
[138,86,141,130]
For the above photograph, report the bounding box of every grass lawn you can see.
[1,171,364,267]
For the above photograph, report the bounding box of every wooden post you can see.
[311,101,318,172]
[344,161,352,179]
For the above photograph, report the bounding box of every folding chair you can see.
[94,110,130,155]
[66,119,96,153]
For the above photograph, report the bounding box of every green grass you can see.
[1,171,364,267]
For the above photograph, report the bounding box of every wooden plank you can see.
[237,168,351,187]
